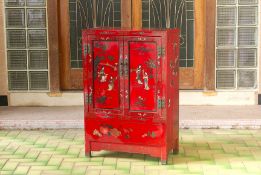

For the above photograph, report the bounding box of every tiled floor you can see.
[0,129,261,175]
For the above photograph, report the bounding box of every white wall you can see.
[8,91,258,106]
[258,3,261,105]
[0,1,8,96]
[180,91,257,105]
[9,92,84,106]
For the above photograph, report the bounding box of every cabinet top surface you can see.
[83,28,180,36]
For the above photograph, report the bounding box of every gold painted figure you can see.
[98,66,108,82]
[143,71,150,90]
[108,76,114,91]
[136,65,143,85]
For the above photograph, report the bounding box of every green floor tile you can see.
[47,157,63,166]
[0,171,13,175]
[2,161,18,171]
[71,165,87,175]
[0,129,261,175]
[13,166,30,175]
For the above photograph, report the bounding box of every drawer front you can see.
[85,118,166,146]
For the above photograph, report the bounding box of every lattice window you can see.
[69,0,121,68]
[142,0,194,67]
[5,0,49,91]
[216,0,259,89]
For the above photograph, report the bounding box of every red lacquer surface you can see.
[129,41,157,111]
[83,29,180,164]
[93,41,120,109]
[85,118,165,146]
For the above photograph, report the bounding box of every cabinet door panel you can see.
[129,41,157,111]
[93,41,120,109]
[124,36,162,119]
[85,34,124,117]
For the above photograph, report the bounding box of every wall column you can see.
[0,1,8,96]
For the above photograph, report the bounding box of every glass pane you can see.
[8,71,28,90]
[28,30,47,48]
[187,60,194,67]
[238,27,257,46]
[217,0,236,5]
[217,28,236,46]
[29,71,49,90]
[6,9,25,28]
[27,9,46,28]
[180,60,186,67]
[217,7,236,26]
[239,0,258,5]
[147,0,167,28]
[187,20,194,60]
[216,70,235,89]
[7,29,26,48]
[69,0,92,68]
[238,49,257,68]
[69,0,121,68]
[142,0,150,28]
[96,0,121,27]
[5,0,25,7]
[29,50,48,69]
[7,50,27,70]
[142,0,194,68]
[238,70,256,88]
[238,7,257,26]
[216,49,236,68]
[26,0,45,6]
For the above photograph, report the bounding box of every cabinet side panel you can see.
[166,29,180,152]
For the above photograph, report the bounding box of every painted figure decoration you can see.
[135,65,150,90]
[143,71,150,90]
[108,76,114,91]
[98,66,108,82]
[136,65,143,85]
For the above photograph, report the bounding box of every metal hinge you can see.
[157,99,165,109]
[157,47,165,58]
[85,93,93,105]
[87,43,91,54]
[83,43,91,58]
[83,44,88,58]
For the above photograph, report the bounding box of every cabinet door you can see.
[123,36,163,119]
[85,35,124,117]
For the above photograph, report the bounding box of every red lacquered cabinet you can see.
[82,28,180,164]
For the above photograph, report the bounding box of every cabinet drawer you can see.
[85,118,166,146]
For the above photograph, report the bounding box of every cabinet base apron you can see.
[85,141,179,164]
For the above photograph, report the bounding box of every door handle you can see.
[119,56,124,77]
[124,56,129,77]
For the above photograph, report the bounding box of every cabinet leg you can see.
[172,148,179,155]
[173,137,179,154]
[85,142,91,157]
[161,150,168,165]
[161,160,167,165]
[85,151,92,157]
